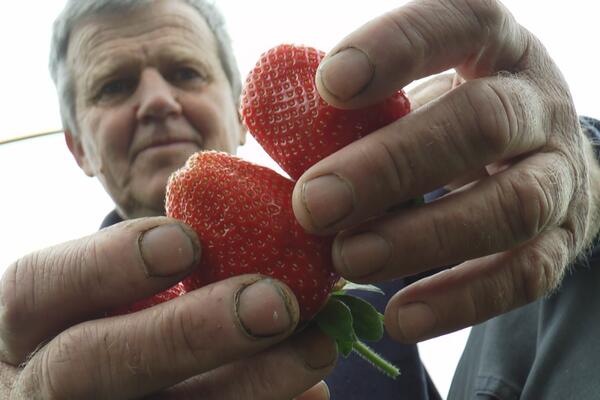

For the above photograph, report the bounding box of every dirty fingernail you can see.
[139,223,200,277]
[397,302,436,341]
[295,381,330,400]
[318,47,374,101]
[302,174,354,230]
[236,279,298,338]
[292,326,337,370]
[335,232,391,278]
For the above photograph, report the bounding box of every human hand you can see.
[292,0,600,343]
[0,217,335,399]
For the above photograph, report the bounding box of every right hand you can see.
[0,217,336,399]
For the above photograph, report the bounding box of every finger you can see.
[14,276,301,400]
[331,151,576,282]
[384,227,572,342]
[151,327,335,400]
[410,72,492,191]
[293,75,547,234]
[315,0,530,108]
[0,217,201,365]
[406,73,454,110]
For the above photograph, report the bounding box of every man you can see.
[2,1,334,398]
[1,0,599,399]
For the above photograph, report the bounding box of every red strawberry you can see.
[166,151,339,321]
[241,44,410,180]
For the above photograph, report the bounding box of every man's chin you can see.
[124,153,196,218]
[120,178,170,219]
[118,194,166,219]
[116,204,165,220]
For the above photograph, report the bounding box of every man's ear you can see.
[64,129,94,177]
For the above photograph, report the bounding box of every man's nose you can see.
[135,69,182,123]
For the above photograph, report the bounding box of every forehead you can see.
[68,0,219,76]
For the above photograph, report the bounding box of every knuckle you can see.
[458,0,508,37]
[547,92,576,120]
[0,253,48,363]
[541,80,578,135]
[71,237,109,304]
[162,301,211,366]
[43,322,125,399]
[38,350,67,400]
[66,234,128,306]
[517,241,563,303]
[191,361,275,400]
[469,269,515,323]
[0,238,108,365]
[562,208,586,254]
[110,319,155,392]
[0,259,29,336]
[427,214,450,259]
[0,238,99,330]
[41,324,108,399]
[428,110,473,172]
[226,362,277,400]
[54,241,100,303]
[463,286,482,326]
[244,364,279,398]
[462,80,516,156]
[385,6,432,66]
[12,355,45,400]
[465,234,566,326]
[496,170,554,244]
[374,136,419,200]
[32,333,82,400]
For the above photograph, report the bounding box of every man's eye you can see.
[170,67,203,83]
[98,78,137,99]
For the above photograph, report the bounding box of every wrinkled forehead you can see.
[67,0,219,75]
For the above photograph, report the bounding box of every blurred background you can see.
[0,1,597,397]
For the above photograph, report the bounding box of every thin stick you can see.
[0,129,63,146]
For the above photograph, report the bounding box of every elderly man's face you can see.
[65,0,245,218]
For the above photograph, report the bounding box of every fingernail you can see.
[236,279,298,338]
[295,381,330,400]
[139,223,200,277]
[292,326,337,370]
[319,381,331,400]
[397,302,436,341]
[318,47,374,101]
[335,232,391,278]
[302,174,354,229]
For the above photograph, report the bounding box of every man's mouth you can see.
[134,139,200,160]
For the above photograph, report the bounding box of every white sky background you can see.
[0,1,598,397]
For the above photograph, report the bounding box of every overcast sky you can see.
[0,1,597,396]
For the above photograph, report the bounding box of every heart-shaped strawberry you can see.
[241,44,410,180]
[166,150,339,321]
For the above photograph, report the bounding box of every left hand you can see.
[1,219,335,400]
[292,0,600,343]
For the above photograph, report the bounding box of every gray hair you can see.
[49,0,242,136]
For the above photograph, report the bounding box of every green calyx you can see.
[313,282,400,379]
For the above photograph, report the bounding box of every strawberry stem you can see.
[352,340,401,379]
[315,294,401,379]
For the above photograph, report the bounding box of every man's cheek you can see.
[183,98,224,144]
